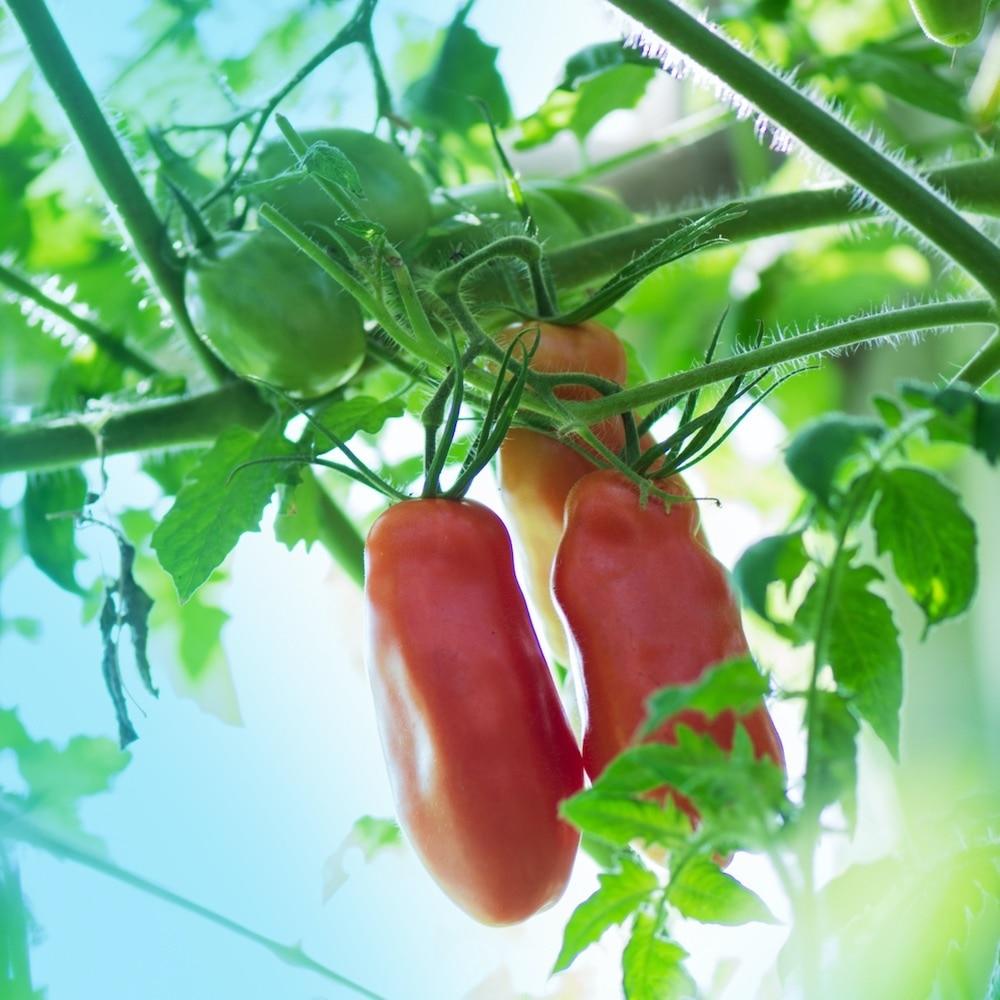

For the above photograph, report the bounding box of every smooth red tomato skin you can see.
[364,499,583,925]
[552,470,783,822]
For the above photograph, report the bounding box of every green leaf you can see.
[808,691,860,827]
[402,4,511,136]
[642,656,769,735]
[22,469,88,594]
[152,420,294,601]
[798,562,902,757]
[561,791,692,849]
[553,858,658,973]
[669,856,777,925]
[1,707,129,838]
[595,727,787,828]
[518,43,657,149]
[732,531,810,630]
[823,50,965,122]
[177,595,229,682]
[622,913,695,1000]
[900,381,1000,465]
[872,466,977,631]
[785,414,883,508]
[308,394,406,452]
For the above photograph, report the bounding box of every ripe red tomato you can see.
[496,320,628,665]
[364,498,583,925]
[552,470,784,824]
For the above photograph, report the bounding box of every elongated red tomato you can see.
[364,499,583,925]
[552,470,783,823]
[497,320,627,664]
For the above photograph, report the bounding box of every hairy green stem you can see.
[954,332,1000,388]
[0,384,270,475]
[4,0,229,383]
[548,157,1000,292]
[606,0,1000,302]
[574,299,997,423]
[0,261,160,377]
[0,803,384,998]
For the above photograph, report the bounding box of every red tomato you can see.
[364,499,583,924]
[497,320,628,664]
[552,470,784,824]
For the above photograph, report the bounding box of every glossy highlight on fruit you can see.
[364,498,583,925]
[185,228,365,397]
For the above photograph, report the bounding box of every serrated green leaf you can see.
[642,656,768,735]
[733,531,810,629]
[872,466,977,630]
[309,395,405,453]
[785,414,883,507]
[808,691,860,827]
[669,856,777,925]
[152,420,293,601]
[595,727,787,828]
[561,791,692,849]
[22,469,88,594]
[553,858,658,973]
[622,913,695,1000]
[798,563,902,757]
[900,380,1000,465]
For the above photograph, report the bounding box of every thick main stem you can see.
[575,300,997,423]
[0,383,270,474]
[4,0,229,383]
[606,0,1000,302]
[547,158,1000,293]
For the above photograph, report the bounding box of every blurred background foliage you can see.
[1,0,999,996]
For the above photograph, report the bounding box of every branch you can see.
[0,802,384,999]
[604,0,1000,302]
[2,301,994,475]
[548,158,1000,292]
[308,469,366,587]
[199,0,380,208]
[4,0,230,383]
[0,384,270,475]
[573,299,998,423]
[0,261,160,377]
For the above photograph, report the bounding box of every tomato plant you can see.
[2,0,1000,997]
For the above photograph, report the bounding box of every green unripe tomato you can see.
[185,229,365,398]
[256,128,431,244]
[421,183,583,265]
[908,0,987,46]
[530,181,633,236]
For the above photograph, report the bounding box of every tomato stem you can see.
[607,0,1000,304]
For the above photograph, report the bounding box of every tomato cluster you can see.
[364,319,785,923]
